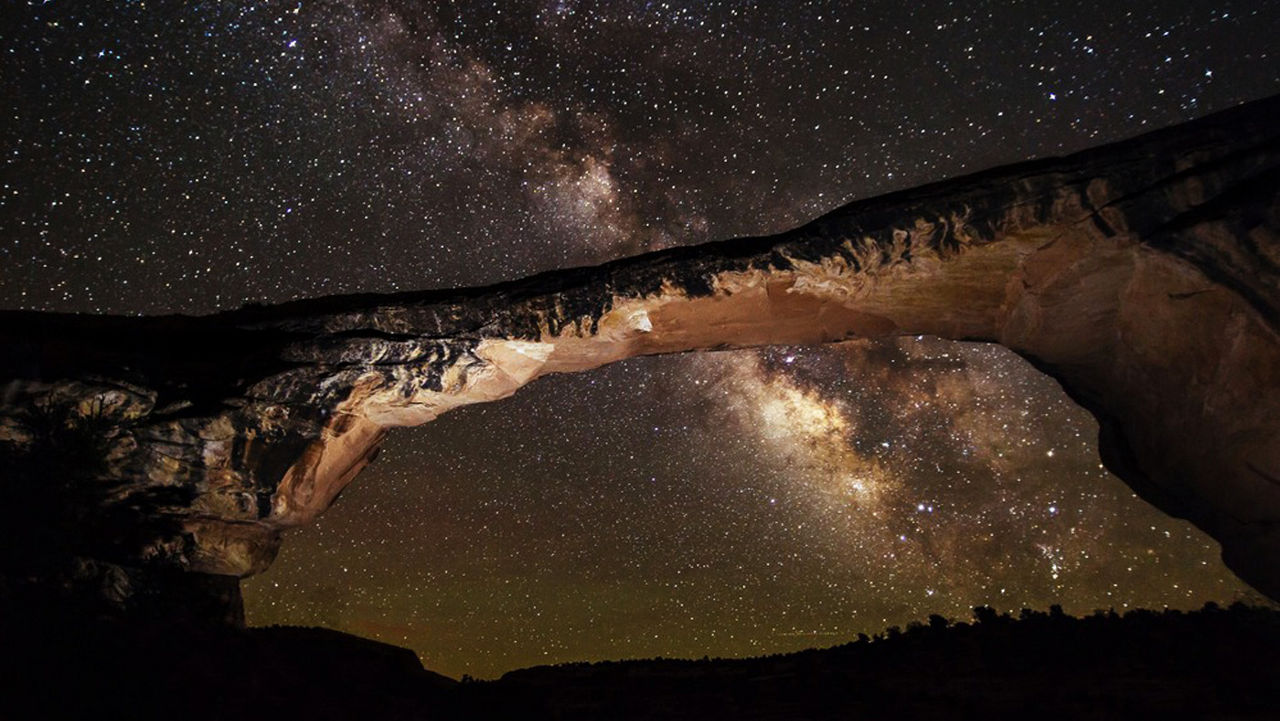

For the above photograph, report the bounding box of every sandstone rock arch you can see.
[2,96,1277,616]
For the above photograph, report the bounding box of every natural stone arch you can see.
[1,95,1277,617]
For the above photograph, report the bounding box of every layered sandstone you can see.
[1,96,1277,615]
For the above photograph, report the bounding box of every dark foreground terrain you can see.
[2,603,1278,720]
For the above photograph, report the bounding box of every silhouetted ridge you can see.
[463,603,1280,720]
[4,603,1276,720]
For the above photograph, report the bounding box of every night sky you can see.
[4,1,1278,679]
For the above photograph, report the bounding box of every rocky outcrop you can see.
[1,96,1278,617]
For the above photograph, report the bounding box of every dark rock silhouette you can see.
[462,603,1280,721]
[1,619,456,721]
[1,95,1278,621]
[2,604,1277,720]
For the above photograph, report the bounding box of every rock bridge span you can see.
[2,96,1277,617]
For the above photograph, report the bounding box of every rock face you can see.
[2,96,1278,618]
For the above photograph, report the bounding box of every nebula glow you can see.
[697,351,896,514]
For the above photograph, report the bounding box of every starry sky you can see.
[4,1,1278,679]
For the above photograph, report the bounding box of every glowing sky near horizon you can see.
[4,0,1277,679]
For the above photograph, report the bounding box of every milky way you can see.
[4,1,1277,678]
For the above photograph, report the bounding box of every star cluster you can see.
[3,0,1277,679]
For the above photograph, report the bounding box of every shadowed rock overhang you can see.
[2,95,1278,614]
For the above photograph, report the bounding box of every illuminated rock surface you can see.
[1,96,1277,616]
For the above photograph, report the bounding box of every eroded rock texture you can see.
[2,96,1277,617]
